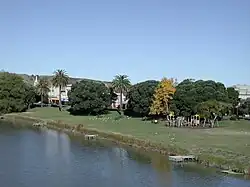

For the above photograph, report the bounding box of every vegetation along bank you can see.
[3,108,250,175]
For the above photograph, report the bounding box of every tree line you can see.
[0,70,249,120]
[0,70,69,113]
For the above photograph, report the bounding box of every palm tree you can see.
[36,78,50,107]
[52,69,69,110]
[112,75,131,111]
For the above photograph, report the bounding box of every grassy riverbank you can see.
[5,107,250,171]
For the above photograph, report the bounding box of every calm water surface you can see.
[0,124,249,187]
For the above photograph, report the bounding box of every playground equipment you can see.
[165,113,219,128]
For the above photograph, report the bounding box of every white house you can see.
[33,75,39,86]
[48,84,72,103]
[33,75,127,107]
[233,84,250,100]
[33,75,72,104]
[112,92,128,109]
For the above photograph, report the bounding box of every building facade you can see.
[111,92,128,109]
[233,84,250,100]
[48,84,72,103]
[33,75,127,107]
[33,75,72,104]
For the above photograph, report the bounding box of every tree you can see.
[125,80,159,117]
[24,84,36,109]
[68,80,110,115]
[238,99,250,116]
[52,69,69,110]
[227,87,239,114]
[196,100,230,119]
[196,100,231,126]
[150,78,176,116]
[36,78,50,107]
[112,75,131,111]
[0,72,34,113]
[169,103,180,116]
[227,87,239,105]
[172,79,229,117]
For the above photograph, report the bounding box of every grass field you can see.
[10,107,250,167]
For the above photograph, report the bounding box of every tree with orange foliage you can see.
[149,78,176,116]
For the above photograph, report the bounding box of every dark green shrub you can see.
[230,115,237,120]
[114,115,123,121]
[68,80,110,115]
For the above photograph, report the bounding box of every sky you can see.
[0,0,249,86]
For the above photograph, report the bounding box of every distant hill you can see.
[17,74,112,87]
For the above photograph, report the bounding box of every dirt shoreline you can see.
[2,114,250,175]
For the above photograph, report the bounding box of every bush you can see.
[68,80,110,115]
[114,115,123,121]
[0,72,36,114]
[230,115,237,121]
[244,117,250,121]
[151,119,159,124]
[126,80,159,117]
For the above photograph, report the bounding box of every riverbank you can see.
[2,124,249,187]
[2,107,250,174]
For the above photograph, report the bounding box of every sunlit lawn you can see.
[13,107,250,165]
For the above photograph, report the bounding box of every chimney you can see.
[34,75,38,86]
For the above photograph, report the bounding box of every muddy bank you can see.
[2,114,250,175]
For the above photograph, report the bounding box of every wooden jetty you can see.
[32,122,46,127]
[169,155,196,162]
[33,122,42,127]
[221,170,244,175]
[84,134,97,140]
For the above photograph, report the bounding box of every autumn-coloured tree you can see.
[149,78,176,116]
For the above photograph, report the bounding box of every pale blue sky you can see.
[0,0,249,86]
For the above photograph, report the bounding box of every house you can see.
[111,92,128,109]
[48,84,72,104]
[33,75,78,104]
[31,74,126,107]
[233,84,250,100]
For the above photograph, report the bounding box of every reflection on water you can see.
[45,129,59,158]
[0,125,249,187]
[59,132,71,164]
[44,129,71,164]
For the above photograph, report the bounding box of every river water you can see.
[0,124,249,187]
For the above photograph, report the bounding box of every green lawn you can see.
[12,107,250,165]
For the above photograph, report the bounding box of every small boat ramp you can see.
[169,155,196,162]
[84,134,97,140]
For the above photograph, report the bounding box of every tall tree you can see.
[126,80,159,117]
[68,80,110,115]
[196,100,230,119]
[172,79,229,117]
[52,69,69,110]
[150,78,176,116]
[227,87,239,114]
[238,99,250,116]
[36,78,50,107]
[0,72,35,113]
[24,84,36,109]
[112,75,131,111]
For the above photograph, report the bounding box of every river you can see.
[0,123,249,187]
